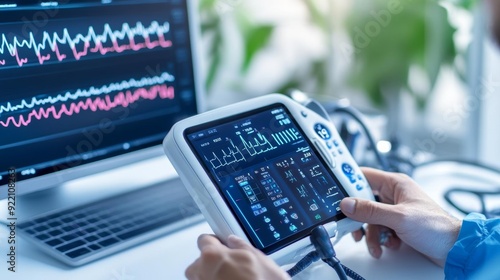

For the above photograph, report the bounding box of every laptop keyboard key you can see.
[48,229,63,236]
[35,234,50,240]
[97,231,111,238]
[18,221,35,229]
[88,244,101,251]
[56,240,85,252]
[85,235,99,242]
[48,221,62,227]
[66,247,91,259]
[62,225,76,232]
[46,239,63,247]
[34,225,49,232]
[61,233,79,242]
[98,237,119,247]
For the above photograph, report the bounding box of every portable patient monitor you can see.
[164,94,374,264]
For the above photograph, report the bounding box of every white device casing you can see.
[163,94,374,265]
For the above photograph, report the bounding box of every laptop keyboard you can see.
[17,179,203,266]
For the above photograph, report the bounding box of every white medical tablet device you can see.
[163,94,374,264]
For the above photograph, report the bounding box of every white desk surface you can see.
[2,158,499,280]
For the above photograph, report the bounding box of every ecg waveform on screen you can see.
[0,21,172,67]
[0,72,175,114]
[0,82,175,128]
[207,133,277,170]
[271,128,300,145]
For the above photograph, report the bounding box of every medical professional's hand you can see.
[340,167,462,266]
[185,234,290,280]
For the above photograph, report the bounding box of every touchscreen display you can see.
[185,104,348,253]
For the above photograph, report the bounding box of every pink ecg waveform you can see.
[0,21,172,67]
[0,84,174,128]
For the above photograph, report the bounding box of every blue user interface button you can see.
[314,123,331,140]
[342,163,354,175]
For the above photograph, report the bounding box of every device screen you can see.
[185,104,348,253]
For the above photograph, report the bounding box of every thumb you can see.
[340,197,399,228]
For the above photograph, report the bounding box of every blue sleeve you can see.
[444,213,500,279]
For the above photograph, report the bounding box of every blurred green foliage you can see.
[199,0,275,90]
[452,0,479,10]
[199,0,477,109]
[199,0,328,94]
[346,0,458,108]
[199,0,224,90]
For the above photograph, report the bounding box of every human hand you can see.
[340,167,461,266]
[185,234,291,280]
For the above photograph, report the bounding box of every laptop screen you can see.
[0,0,199,190]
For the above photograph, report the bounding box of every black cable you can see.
[340,263,366,280]
[414,159,500,218]
[444,187,500,219]
[286,225,366,280]
[324,258,366,280]
[286,251,320,277]
[385,153,417,175]
[324,258,348,280]
[326,105,391,172]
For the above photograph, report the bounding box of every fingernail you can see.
[341,198,356,214]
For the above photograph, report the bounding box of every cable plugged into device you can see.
[286,225,365,280]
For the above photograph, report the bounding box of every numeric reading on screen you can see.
[187,106,347,251]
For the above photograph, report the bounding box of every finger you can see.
[185,258,201,280]
[340,197,401,228]
[227,235,256,251]
[360,167,410,203]
[197,234,223,251]
[365,224,383,259]
[351,229,364,242]
[385,230,401,250]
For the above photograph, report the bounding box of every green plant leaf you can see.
[241,25,274,73]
